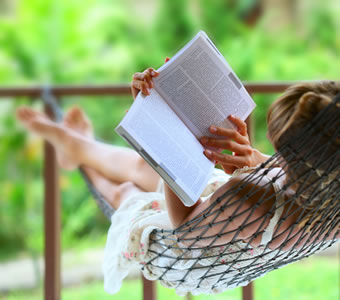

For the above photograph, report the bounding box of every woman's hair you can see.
[267,81,340,232]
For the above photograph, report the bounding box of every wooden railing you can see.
[0,82,293,300]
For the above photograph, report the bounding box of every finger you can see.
[133,71,154,89]
[202,138,252,155]
[131,80,148,94]
[145,67,159,77]
[131,80,150,96]
[131,85,138,99]
[207,127,249,144]
[228,115,248,136]
[199,142,224,153]
[221,164,237,175]
[134,68,159,79]
[204,150,247,168]
[133,72,146,81]
[143,71,154,88]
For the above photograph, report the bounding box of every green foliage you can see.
[199,0,252,43]
[154,0,197,53]
[4,257,339,299]
[0,0,339,260]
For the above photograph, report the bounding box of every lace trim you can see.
[231,157,281,178]
[260,193,285,245]
[231,165,258,177]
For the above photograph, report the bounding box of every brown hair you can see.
[267,81,340,232]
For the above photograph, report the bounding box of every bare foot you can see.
[62,107,129,209]
[16,106,84,170]
[16,107,47,127]
[58,106,94,169]
[64,106,93,138]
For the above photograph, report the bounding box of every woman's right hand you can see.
[200,115,270,174]
[131,68,159,99]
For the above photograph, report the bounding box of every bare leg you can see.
[77,142,160,193]
[61,107,145,209]
[16,106,160,192]
[81,170,143,209]
[63,109,199,223]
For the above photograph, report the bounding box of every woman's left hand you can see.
[200,115,268,174]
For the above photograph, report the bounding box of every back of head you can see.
[267,81,340,150]
[267,81,340,232]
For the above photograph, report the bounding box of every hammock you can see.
[42,89,339,293]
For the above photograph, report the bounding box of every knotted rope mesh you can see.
[41,89,339,293]
[141,94,339,293]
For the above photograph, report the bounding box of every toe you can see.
[16,107,48,122]
[16,107,34,121]
[65,106,81,125]
[70,106,82,118]
[65,106,91,128]
[63,106,93,138]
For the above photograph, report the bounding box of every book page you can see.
[116,89,214,205]
[154,31,256,139]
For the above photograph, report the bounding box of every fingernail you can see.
[205,150,212,156]
[200,137,208,144]
[210,126,217,133]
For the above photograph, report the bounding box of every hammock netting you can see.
[142,93,339,292]
[42,89,339,293]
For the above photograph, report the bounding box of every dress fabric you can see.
[102,167,332,296]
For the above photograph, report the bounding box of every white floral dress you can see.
[102,167,334,296]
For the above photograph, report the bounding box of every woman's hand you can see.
[200,115,269,174]
[131,67,159,99]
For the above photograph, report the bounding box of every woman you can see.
[16,70,339,295]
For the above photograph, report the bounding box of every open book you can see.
[116,31,256,206]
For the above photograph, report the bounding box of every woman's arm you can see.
[163,183,202,227]
[165,174,276,246]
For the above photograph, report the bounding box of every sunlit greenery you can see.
[0,0,339,265]
[4,257,338,299]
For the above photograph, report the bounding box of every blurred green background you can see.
[0,0,339,299]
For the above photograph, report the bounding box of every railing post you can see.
[242,111,255,300]
[44,104,61,300]
[242,282,254,300]
[245,113,255,144]
[142,276,156,300]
